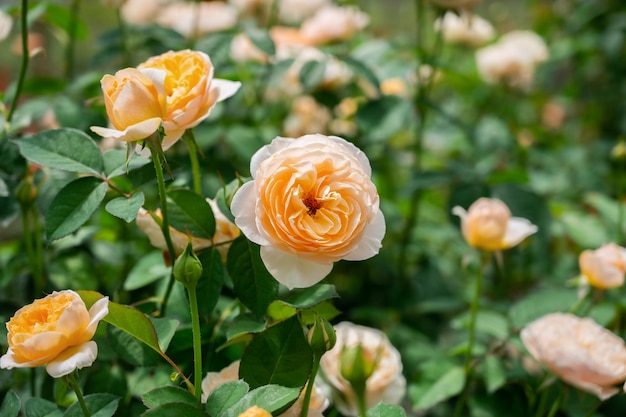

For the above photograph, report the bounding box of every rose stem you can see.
[186,283,203,401]
[115,6,131,68]
[65,0,80,82]
[5,0,30,130]
[67,372,91,417]
[299,361,320,417]
[183,130,203,195]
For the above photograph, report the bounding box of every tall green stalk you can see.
[65,0,81,81]
[115,6,131,68]
[183,131,203,195]
[66,372,91,417]
[5,0,30,130]
[187,284,203,401]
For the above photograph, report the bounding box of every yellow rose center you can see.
[8,292,74,336]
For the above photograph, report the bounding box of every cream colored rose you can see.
[136,198,240,259]
[579,243,626,289]
[230,134,385,289]
[434,11,495,47]
[521,312,626,400]
[156,1,238,39]
[230,33,270,64]
[121,0,167,26]
[90,68,167,142]
[318,322,406,416]
[0,9,13,41]
[452,197,537,251]
[476,30,549,89]
[300,5,369,45]
[278,0,330,24]
[201,360,329,417]
[282,96,331,138]
[0,290,109,378]
[138,49,241,149]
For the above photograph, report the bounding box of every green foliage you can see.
[105,192,145,223]
[167,189,216,239]
[0,390,20,417]
[63,394,119,417]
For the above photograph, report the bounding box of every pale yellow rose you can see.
[0,290,109,378]
[238,406,272,417]
[300,5,369,45]
[0,9,13,41]
[579,243,626,289]
[452,197,537,251]
[476,30,549,89]
[138,50,241,149]
[434,11,495,47]
[136,198,240,259]
[156,1,238,39]
[282,96,331,138]
[230,134,385,289]
[90,67,167,142]
[317,322,406,416]
[201,360,329,417]
[230,33,270,64]
[521,312,626,400]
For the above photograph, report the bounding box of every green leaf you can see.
[124,251,170,291]
[142,386,198,409]
[366,403,407,417]
[105,192,145,223]
[24,398,63,417]
[220,385,301,417]
[77,291,166,355]
[223,313,267,349]
[63,394,119,417]
[451,310,509,340]
[266,301,297,323]
[482,356,507,394]
[282,284,339,308]
[355,95,411,143]
[509,288,577,330]
[167,189,215,238]
[246,27,275,56]
[0,390,20,417]
[299,60,327,91]
[46,176,108,242]
[239,316,313,389]
[197,248,224,319]
[103,149,151,178]
[341,56,380,93]
[150,317,180,353]
[414,366,465,411]
[141,403,208,417]
[205,380,249,417]
[227,236,278,318]
[15,128,104,174]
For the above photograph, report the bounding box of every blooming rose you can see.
[238,406,272,417]
[282,96,331,138]
[201,360,329,417]
[230,33,270,64]
[156,1,238,39]
[0,290,109,378]
[138,50,241,149]
[278,0,330,24]
[579,243,626,289]
[434,11,495,47]
[521,312,626,400]
[121,0,167,26]
[317,322,406,416]
[427,0,481,9]
[476,30,549,89]
[452,197,537,251]
[230,134,385,289]
[0,9,13,41]
[300,5,369,45]
[136,198,240,259]
[90,67,167,142]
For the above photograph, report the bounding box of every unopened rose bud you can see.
[15,177,37,209]
[173,240,203,288]
[307,315,336,357]
[339,342,379,396]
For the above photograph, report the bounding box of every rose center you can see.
[303,193,322,216]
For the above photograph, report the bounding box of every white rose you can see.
[434,11,495,47]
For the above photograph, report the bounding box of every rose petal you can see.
[212,78,242,102]
[343,209,385,261]
[260,246,333,289]
[90,117,162,142]
[249,137,295,178]
[79,296,109,343]
[9,332,68,365]
[45,341,98,378]
[502,216,538,248]
[231,181,270,246]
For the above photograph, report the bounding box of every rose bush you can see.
[521,312,626,400]
[230,134,385,289]
[0,290,109,378]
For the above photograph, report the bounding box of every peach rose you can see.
[277,0,330,24]
[0,290,109,378]
[156,2,238,39]
[120,0,167,26]
[317,322,406,416]
[238,406,272,417]
[452,197,537,251]
[136,198,240,259]
[300,5,369,45]
[476,30,549,89]
[201,360,329,417]
[230,134,385,289]
[230,33,270,64]
[282,96,331,138]
[579,243,626,289]
[138,50,241,149]
[521,312,626,400]
[434,11,495,47]
[90,67,167,142]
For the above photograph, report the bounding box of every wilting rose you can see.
[0,9,13,41]
[476,30,549,89]
[138,50,240,149]
[434,11,495,47]
[0,290,109,378]
[318,322,406,416]
[579,243,626,289]
[201,360,329,417]
[136,198,240,259]
[521,312,626,400]
[90,68,167,142]
[452,197,537,251]
[156,1,238,39]
[277,0,330,23]
[300,5,369,45]
[230,134,385,289]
